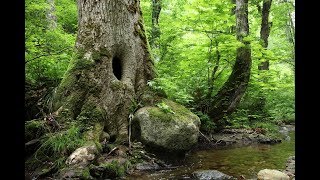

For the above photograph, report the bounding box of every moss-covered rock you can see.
[90,158,130,179]
[132,99,200,153]
[59,166,94,180]
[25,119,47,142]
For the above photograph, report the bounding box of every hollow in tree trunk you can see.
[52,0,155,143]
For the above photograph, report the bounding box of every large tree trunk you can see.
[258,0,272,70]
[207,0,251,122]
[53,0,155,142]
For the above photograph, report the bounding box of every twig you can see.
[128,113,134,149]
[198,130,212,143]
[104,147,119,158]
[25,47,71,64]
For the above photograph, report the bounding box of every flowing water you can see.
[127,131,295,179]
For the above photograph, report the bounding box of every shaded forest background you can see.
[25,0,295,133]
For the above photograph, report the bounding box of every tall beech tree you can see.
[52,0,155,142]
[207,0,252,122]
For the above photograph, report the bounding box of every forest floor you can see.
[25,123,295,179]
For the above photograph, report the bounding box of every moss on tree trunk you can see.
[52,0,155,144]
[207,0,252,123]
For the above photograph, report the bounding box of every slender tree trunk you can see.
[150,0,161,61]
[52,0,155,142]
[150,0,161,47]
[260,0,272,48]
[46,0,57,29]
[207,38,221,99]
[258,0,272,70]
[207,0,251,122]
[256,0,273,116]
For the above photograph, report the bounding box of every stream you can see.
[126,131,295,179]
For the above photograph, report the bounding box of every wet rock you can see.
[89,158,129,179]
[258,137,282,144]
[283,156,295,179]
[66,145,98,167]
[257,169,290,180]
[59,166,93,179]
[132,99,200,152]
[279,127,289,136]
[135,161,160,171]
[192,170,235,180]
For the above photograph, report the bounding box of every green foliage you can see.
[55,0,78,34]
[141,0,295,130]
[252,122,278,132]
[25,119,48,142]
[25,0,76,84]
[31,124,85,169]
[156,101,175,114]
[26,0,295,135]
[195,111,217,133]
[100,160,127,177]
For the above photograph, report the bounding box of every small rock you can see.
[135,162,160,171]
[283,156,295,178]
[193,170,235,180]
[257,169,290,180]
[258,137,281,144]
[66,145,98,166]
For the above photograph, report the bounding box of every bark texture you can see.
[207,0,251,122]
[259,0,272,70]
[260,0,272,48]
[47,0,57,29]
[207,39,221,99]
[53,0,155,141]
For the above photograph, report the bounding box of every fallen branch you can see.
[199,130,212,143]
[104,147,119,158]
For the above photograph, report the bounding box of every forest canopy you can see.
[25,0,294,130]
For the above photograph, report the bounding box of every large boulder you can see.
[132,99,200,152]
[257,169,290,180]
[192,170,235,180]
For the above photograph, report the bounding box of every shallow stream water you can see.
[126,131,295,179]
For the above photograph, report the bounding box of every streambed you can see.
[127,130,295,179]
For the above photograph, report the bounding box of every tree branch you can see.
[25,47,71,64]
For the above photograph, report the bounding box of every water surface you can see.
[127,131,295,179]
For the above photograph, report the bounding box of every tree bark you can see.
[207,38,221,99]
[259,0,272,70]
[46,0,57,29]
[150,0,161,48]
[207,0,251,122]
[52,0,155,142]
